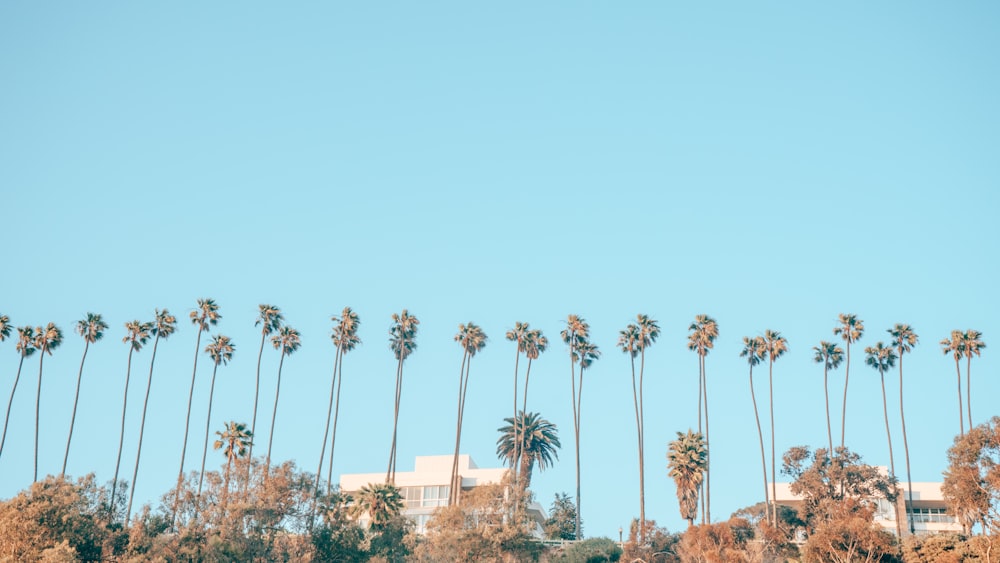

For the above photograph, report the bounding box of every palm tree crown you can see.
[331,307,362,352]
[667,429,707,527]
[496,411,561,487]
[256,304,284,335]
[351,483,404,529]
[123,321,152,350]
[0,315,10,342]
[152,309,177,339]
[833,314,864,344]
[215,421,253,462]
[272,326,301,355]
[190,298,221,331]
[75,313,108,344]
[16,326,37,357]
[34,323,63,356]
[389,309,419,360]
[813,341,845,371]
[207,334,236,365]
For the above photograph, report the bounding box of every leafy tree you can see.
[813,340,844,458]
[126,308,175,524]
[942,416,1000,536]
[386,309,419,484]
[762,329,788,525]
[63,313,108,477]
[562,314,599,540]
[667,429,707,528]
[112,320,151,519]
[449,321,487,506]
[940,330,966,437]
[960,329,986,430]
[902,532,986,563]
[197,334,235,508]
[496,411,560,489]
[266,325,301,476]
[739,335,770,525]
[864,341,902,538]
[544,492,579,540]
[675,518,759,563]
[249,304,283,484]
[687,314,717,525]
[555,537,622,563]
[33,322,63,482]
[1,326,36,462]
[317,306,361,494]
[833,313,864,449]
[888,322,918,534]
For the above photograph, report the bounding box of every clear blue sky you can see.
[1,2,998,538]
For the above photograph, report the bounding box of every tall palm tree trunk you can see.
[840,344,850,449]
[172,328,204,529]
[512,347,520,488]
[223,454,233,514]
[629,354,643,541]
[198,362,220,501]
[879,371,902,538]
[638,349,647,540]
[34,353,46,483]
[0,356,27,462]
[62,340,90,476]
[702,355,710,524]
[449,351,469,506]
[898,356,915,534]
[386,356,404,484]
[521,358,533,422]
[955,357,964,437]
[749,365,769,525]
[575,367,584,540]
[824,364,833,458]
[769,358,777,526]
[966,355,973,431]
[326,350,345,492]
[111,347,135,515]
[248,331,266,487]
[568,345,581,540]
[317,346,342,494]
[265,352,286,479]
[127,334,161,523]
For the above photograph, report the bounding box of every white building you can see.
[340,454,548,535]
[772,470,961,537]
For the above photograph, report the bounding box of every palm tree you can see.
[350,482,404,530]
[386,309,418,484]
[833,314,864,449]
[173,298,220,529]
[318,307,361,494]
[249,304,282,483]
[940,330,965,437]
[505,321,529,486]
[266,326,301,477]
[0,326,35,463]
[687,314,717,524]
[960,330,985,430]
[449,322,488,506]
[198,334,235,511]
[762,329,787,525]
[813,341,844,458]
[32,323,63,482]
[496,411,560,488]
[126,309,176,524]
[112,320,151,516]
[739,336,770,525]
[667,429,707,529]
[520,329,548,416]
[63,313,108,476]
[214,421,252,512]
[561,314,598,540]
[865,341,901,538]
[888,323,918,534]
[0,315,9,344]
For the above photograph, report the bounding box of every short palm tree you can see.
[960,330,985,430]
[813,341,844,458]
[762,329,787,525]
[126,309,176,524]
[265,326,300,478]
[63,313,108,476]
[318,307,361,494]
[351,482,404,530]
[865,341,901,538]
[687,314,717,524]
[888,323,918,534]
[496,411,560,489]
[561,314,598,540]
[32,322,63,482]
[198,334,235,506]
[739,335,769,524]
[249,304,282,482]
[112,320,151,515]
[0,326,35,462]
[386,310,418,484]
[833,314,864,449]
[214,421,252,512]
[940,330,965,436]
[667,429,707,529]
[173,298,220,529]
[449,322,488,506]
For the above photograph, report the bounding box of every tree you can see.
[833,313,864,450]
[687,314,717,525]
[960,329,986,430]
[0,326,35,462]
[32,322,63,482]
[739,335,770,525]
[173,298,220,529]
[942,416,1000,537]
[386,309,418,484]
[762,329,788,525]
[63,313,108,477]
[667,429,707,528]
[112,320,151,518]
[544,492,579,540]
[0,314,9,344]
[198,334,235,508]
[213,421,252,513]
[562,314,599,540]
[940,330,966,437]
[449,321,487,506]
[248,304,282,485]
[864,340,902,538]
[813,340,844,458]
[496,411,560,488]
[127,308,176,524]
[266,326,301,476]
[317,306,361,495]
[888,322,918,534]
[555,537,622,563]
[350,482,403,531]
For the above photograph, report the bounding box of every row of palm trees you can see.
[0,308,987,538]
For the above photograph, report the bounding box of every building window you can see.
[422,485,449,507]
[907,507,955,524]
[403,486,422,508]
